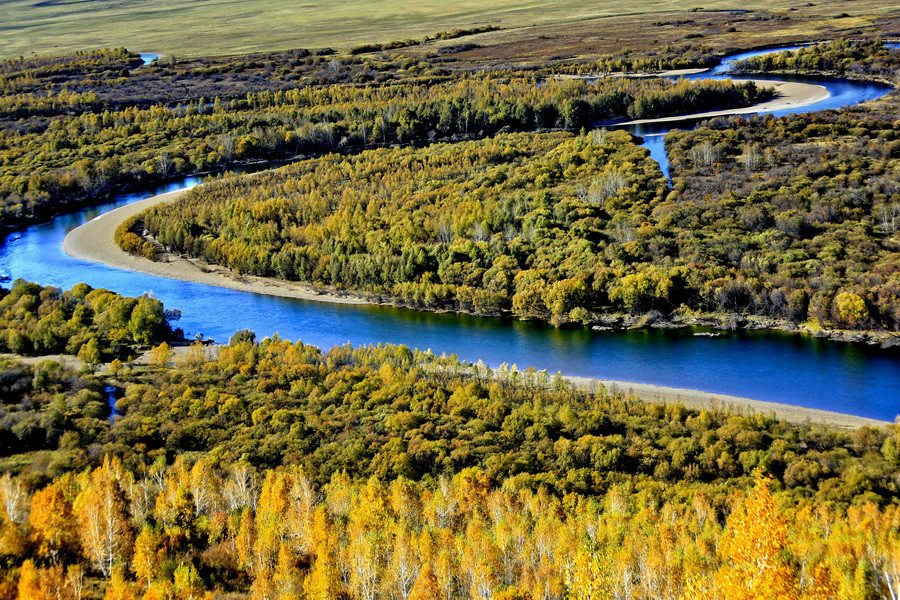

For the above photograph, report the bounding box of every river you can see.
[624,46,896,178]
[1,47,898,421]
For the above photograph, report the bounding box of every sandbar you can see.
[62,190,370,306]
[620,79,830,125]
[62,168,890,431]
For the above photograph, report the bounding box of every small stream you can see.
[104,385,123,421]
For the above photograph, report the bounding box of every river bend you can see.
[1,47,898,421]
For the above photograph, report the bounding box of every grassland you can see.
[1,0,900,60]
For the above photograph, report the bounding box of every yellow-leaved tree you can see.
[17,560,47,600]
[76,458,133,578]
[697,475,801,600]
[132,527,165,583]
[304,507,343,600]
[409,564,441,600]
[566,545,615,600]
[29,482,75,563]
[103,566,138,600]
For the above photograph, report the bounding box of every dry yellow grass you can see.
[1,0,899,59]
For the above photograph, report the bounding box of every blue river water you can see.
[625,46,896,178]
[0,47,898,421]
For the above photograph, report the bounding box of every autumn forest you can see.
[0,5,899,600]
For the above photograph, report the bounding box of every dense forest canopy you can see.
[140,130,664,323]
[0,36,769,235]
[663,100,900,332]
[1,459,898,599]
[0,48,142,89]
[0,327,896,598]
[136,113,900,332]
[0,39,727,112]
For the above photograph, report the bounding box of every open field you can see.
[2,0,900,59]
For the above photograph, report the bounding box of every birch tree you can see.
[76,460,133,577]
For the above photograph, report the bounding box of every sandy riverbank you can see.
[62,190,371,306]
[624,67,711,78]
[567,377,889,429]
[61,155,888,431]
[621,79,830,125]
[558,67,710,81]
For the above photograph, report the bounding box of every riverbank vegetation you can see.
[0,49,766,232]
[731,38,900,81]
[0,330,897,598]
[0,45,438,116]
[135,118,900,333]
[0,279,176,360]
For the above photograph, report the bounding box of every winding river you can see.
[627,46,897,178]
[1,47,898,421]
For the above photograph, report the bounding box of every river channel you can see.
[1,46,898,421]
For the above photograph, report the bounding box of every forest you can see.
[0,326,897,598]
[731,38,900,81]
[2,29,900,600]
[0,37,771,234]
[135,120,900,332]
[0,279,176,361]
